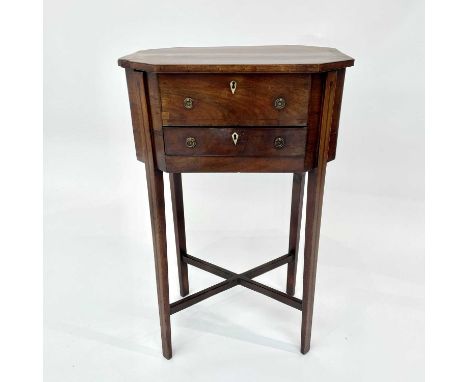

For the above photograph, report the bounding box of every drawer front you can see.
[159,74,310,126]
[163,127,306,157]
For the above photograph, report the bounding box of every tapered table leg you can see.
[139,70,172,358]
[300,169,324,354]
[145,166,172,359]
[301,70,337,354]
[169,173,190,297]
[286,173,305,296]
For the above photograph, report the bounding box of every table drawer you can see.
[159,74,311,126]
[163,127,306,157]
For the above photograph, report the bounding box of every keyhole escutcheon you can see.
[230,80,237,94]
[232,132,239,145]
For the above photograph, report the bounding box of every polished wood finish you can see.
[286,173,306,296]
[183,253,293,280]
[328,68,347,160]
[124,69,147,162]
[165,156,306,173]
[304,74,326,168]
[241,253,293,279]
[163,127,307,157]
[138,72,172,358]
[177,253,302,311]
[159,74,310,126]
[301,71,337,354]
[239,277,302,310]
[170,278,238,315]
[147,167,171,359]
[169,173,189,296]
[119,45,353,358]
[183,253,236,279]
[118,45,354,73]
[147,72,167,170]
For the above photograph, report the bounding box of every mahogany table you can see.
[118,46,354,359]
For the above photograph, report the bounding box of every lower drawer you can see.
[163,127,306,157]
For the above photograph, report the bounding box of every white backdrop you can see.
[44,1,424,381]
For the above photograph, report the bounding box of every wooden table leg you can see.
[300,169,323,354]
[301,70,337,354]
[133,68,172,359]
[286,172,305,296]
[169,173,190,297]
[145,166,172,359]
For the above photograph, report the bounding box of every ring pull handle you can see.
[274,97,286,110]
[274,137,285,149]
[230,80,237,94]
[185,137,197,148]
[184,97,193,109]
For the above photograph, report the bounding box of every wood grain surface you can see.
[164,156,306,173]
[159,74,311,126]
[118,45,354,73]
[301,71,337,354]
[163,127,307,157]
[119,45,354,358]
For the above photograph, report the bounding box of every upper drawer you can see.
[159,74,311,126]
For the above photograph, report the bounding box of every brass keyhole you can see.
[230,80,237,94]
[232,132,239,145]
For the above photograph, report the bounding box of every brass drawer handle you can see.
[274,137,285,149]
[185,137,197,148]
[184,97,193,109]
[274,97,286,110]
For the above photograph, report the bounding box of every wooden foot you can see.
[286,172,305,296]
[169,173,190,297]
